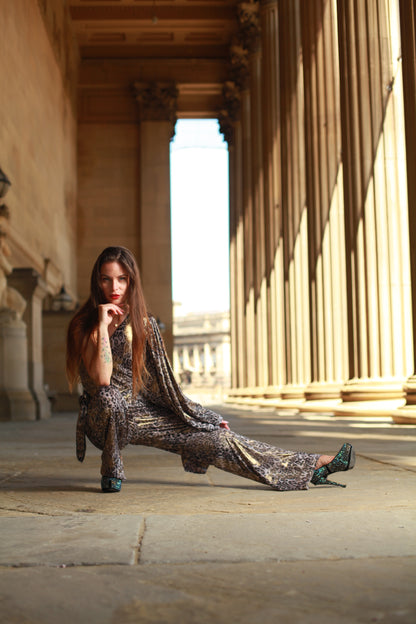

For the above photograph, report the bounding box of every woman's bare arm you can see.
[82,303,123,386]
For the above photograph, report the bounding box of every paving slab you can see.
[0,558,415,624]
[140,509,416,564]
[0,514,143,566]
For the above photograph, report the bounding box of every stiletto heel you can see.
[101,476,122,493]
[311,442,355,488]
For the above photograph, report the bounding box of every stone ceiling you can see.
[69,0,240,60]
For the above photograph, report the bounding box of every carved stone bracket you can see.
[132,81,178,127]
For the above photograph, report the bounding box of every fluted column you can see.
[183,346,191,371]
[337,0,412,411]
[247,23,269,389]
[241,85,257,389]
[233,4,259,391]
[133,82,178,360]
[204,343,213,375]
[301,0,348,405]
[193,345,202,374]
[394,0,416,423]
[219,82,246,389]
[279,0,310,400]
[260,0,285,397]
[172,347,180,375]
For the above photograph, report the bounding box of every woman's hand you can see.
[97,303,125,327]
[220,420,230,430]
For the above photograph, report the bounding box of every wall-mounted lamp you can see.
[0,169,11,199]
[51,286,73,312]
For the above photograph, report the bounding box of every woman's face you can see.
[99,261,130,306]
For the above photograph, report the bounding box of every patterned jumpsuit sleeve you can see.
[76,316,319,490]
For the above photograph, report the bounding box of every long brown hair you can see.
[66,246,149,393]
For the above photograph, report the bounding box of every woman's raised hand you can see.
[97,303,125,327]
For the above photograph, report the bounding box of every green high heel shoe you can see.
[311,443,355,488]
[101,476,122,493]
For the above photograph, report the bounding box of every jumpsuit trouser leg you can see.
[84,386,319,491]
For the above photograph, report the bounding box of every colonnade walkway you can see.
[0,404,415,623]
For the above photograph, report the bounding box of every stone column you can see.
[337,0,412,413]
[193,345,202,374]
[204,343,213,376]
[220,83,246,390]
[260,0,285,399]
[279,0,311,401]
[236,2,262,392]
[394,0,416,423]
[132,82,178,360]
[0,180,36,421]
[240,3,269,390]
[8,268,51,419]
[301,0,348,406]
[172,346,180,375]
[183,346,191,372]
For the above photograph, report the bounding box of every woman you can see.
[67,246,355,493]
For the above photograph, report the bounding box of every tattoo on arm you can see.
[100,335,112,364]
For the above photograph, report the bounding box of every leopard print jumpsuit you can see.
[76,317,319,490]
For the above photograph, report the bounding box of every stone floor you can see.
[0,403,415,623]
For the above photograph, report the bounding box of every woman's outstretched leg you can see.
[181,429,320,491]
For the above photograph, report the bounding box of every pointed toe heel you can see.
[311,443,355,488]
[101,476,122,493]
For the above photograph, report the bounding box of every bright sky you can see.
[170,119,230,315]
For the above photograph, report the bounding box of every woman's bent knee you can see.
[93,385,124,411]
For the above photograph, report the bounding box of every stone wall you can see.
[77,122,141,301]
[0,0,78,296]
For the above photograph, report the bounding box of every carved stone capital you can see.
[223,81,242,120]
[132,81,178,126]
[228,43,250,90]
[218,80,242,145]
[218,111,235,146]
[236,1,261,54]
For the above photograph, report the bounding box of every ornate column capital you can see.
[218,112,235,146]
[236,1,261,54]
[228,43,250,90]
[218,81,242,145]
[132,81,178,126]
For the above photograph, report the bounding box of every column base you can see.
[299,399,342,413]
[304,381,342,401]
[0,389,36,421]
[341,378,405,402]
[392,376,416,423]
[334,399,405,418]
[391,406,416,424]
[336,378,406,417]
[32,383,52,419]
[226,384,306,409]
